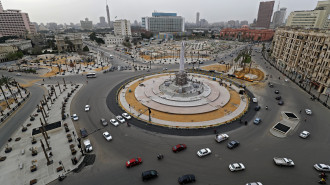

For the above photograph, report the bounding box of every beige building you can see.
[114,19,132,37]
[286,0,330,29]
[0,44,18,62]
[55,34,83,53]
[271,28,330,93]
[80,18,93,30]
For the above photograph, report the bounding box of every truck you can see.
[83,139,93,152]
[215,134,229,143]
[273,157,294,166]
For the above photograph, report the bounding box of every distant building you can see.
[272,7,287,28]
[227,20,235,28]
[55,33,83,52]
[271,28,330,93]
[5,39,32,50]
[219,26,274,41]
[114,19,132,37]
[100,16,107,26]
[256,1,275,29]
[80,18,93,30]
[104,34,124,47]
[200,19,208,27]
[240,20,249,26]
[0,44,18,63]
[196,12,200,27]
[0,1,36,37]
[142,12,185,33]
[106,1,111,28]
[286,0,330,29]
[47,22,58,31]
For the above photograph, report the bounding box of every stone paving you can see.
[0,83,84,185]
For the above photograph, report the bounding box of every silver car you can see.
[100,118,108,126]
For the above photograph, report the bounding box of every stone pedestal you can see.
[175,71,188,86]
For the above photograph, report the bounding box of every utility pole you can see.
[40,139,53,165]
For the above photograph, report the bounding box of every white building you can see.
[80,18,93,30]
[113,19,132,37]
[142,12,185,33]
[104,34,124,47]
[5,39,32,50]
[272,8,287,28]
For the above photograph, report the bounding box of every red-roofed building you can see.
[219,26,274,42]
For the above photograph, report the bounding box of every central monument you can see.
[175,42,188,86]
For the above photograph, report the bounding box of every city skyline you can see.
[2,0,319,25]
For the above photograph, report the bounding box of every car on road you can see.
[227,140,240,149]
[122,113,131,119]
[100,118,108,126]
[199,61,204,64]
[209,70,215,73]
[142,170,158,181]
[110,119,119,126]
[300,131,310,138]
[197,148,211,157]
[275,90,280,94]
[178,174,196,184]
[252,98,258,103]
[84,105,90,111]
[72,114,79,121]
[172,144,187,153]
[305,109,312,115]
[80,128,88,138]
[246,182,263,185]
[254,106,261,111]
[273,157,295,166]
[314,164,330,172]
[16,73,21,76]
[215,134,229,142]
[116,115,125,123]
[254,118,261,125]
[102,131,112,141]
[275,96,281,100]
[126,157,142,168]
[268,83,274,88]
[278,101,284,105]
[229,163,245,172]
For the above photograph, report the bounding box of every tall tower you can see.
[106,0,111,28]
[196,12,200,27]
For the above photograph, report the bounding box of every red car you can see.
[172,144,187,153]
[126,157,142,168]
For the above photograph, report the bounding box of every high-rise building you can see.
[228,20,235,28]
[106,1,111,28]
[256,1,275,28]
[286,0,330,29]
[0,1,36,37]
[142,12,185,33]
[240,20,249,26]
[80,18,93,30]
[196,12,200,27]
[200,19,208,27]
[114,19,132,36]
[272,7,287,28]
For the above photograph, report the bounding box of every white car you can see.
[246,183,263,185]
[102,131,112,141]
[116,115,125,123]
[72,114,79,121]
[305,109,312,115]
[84,105,90,112]
[252,98,258,103]
[110,119,119,127]
[314,164,330,172]
[299,131,310,138]
[122,113,131,120]
[197,148,211,157]
[229,163,245,172]
[16,73,21,76]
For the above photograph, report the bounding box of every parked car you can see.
[197,148,211,157]
[227,140,240,149]
[178,174,196,184]
[110,119,119,126]
[102,131,112,141]
[253,118,261,125]
[126,157,142,168]
[142,170,158,181]
[275,96,281,100]
[254,106,261,111]
[80,128,88,138]
[278,101,284,105]
[229,163,245,171]
[172,144,187,153]
[84,105,90,111]
[300,131,310,138]
[116,115,125,123]
[122,113,131,119]
[305,109,312,115]
[72,114,79,121]
[314,164,330,172]
[100,118,108,126]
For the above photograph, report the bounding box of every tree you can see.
[1,76,18,103]
[0,79,10,108]
[83,46,89,52]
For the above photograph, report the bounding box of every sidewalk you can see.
[0,82,84,185]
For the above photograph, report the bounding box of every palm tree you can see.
[1,76,18,103]
[13,79,23,98]
[0,78,10,108]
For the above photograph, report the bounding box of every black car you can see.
[275,90,280,94]
[275,96,281,100]
[268,83,274,88]
[80,128,88,138]
[254,106,261,111]
[278,101,284,105]
[142,170,158,181]
[227,140,240,149]
[227,74,236,78]
[178,174,196,184]
[209,70,215,73]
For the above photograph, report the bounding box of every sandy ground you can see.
[234,68,264,81]
[19,79,41,88]
[201,64,229,72]
[122,74,241,123]
[0,98,15,111]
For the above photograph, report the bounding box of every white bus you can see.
[86,73,96,78]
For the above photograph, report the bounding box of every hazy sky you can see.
[1,0,320,24]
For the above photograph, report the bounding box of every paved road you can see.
[46,44,330,185]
